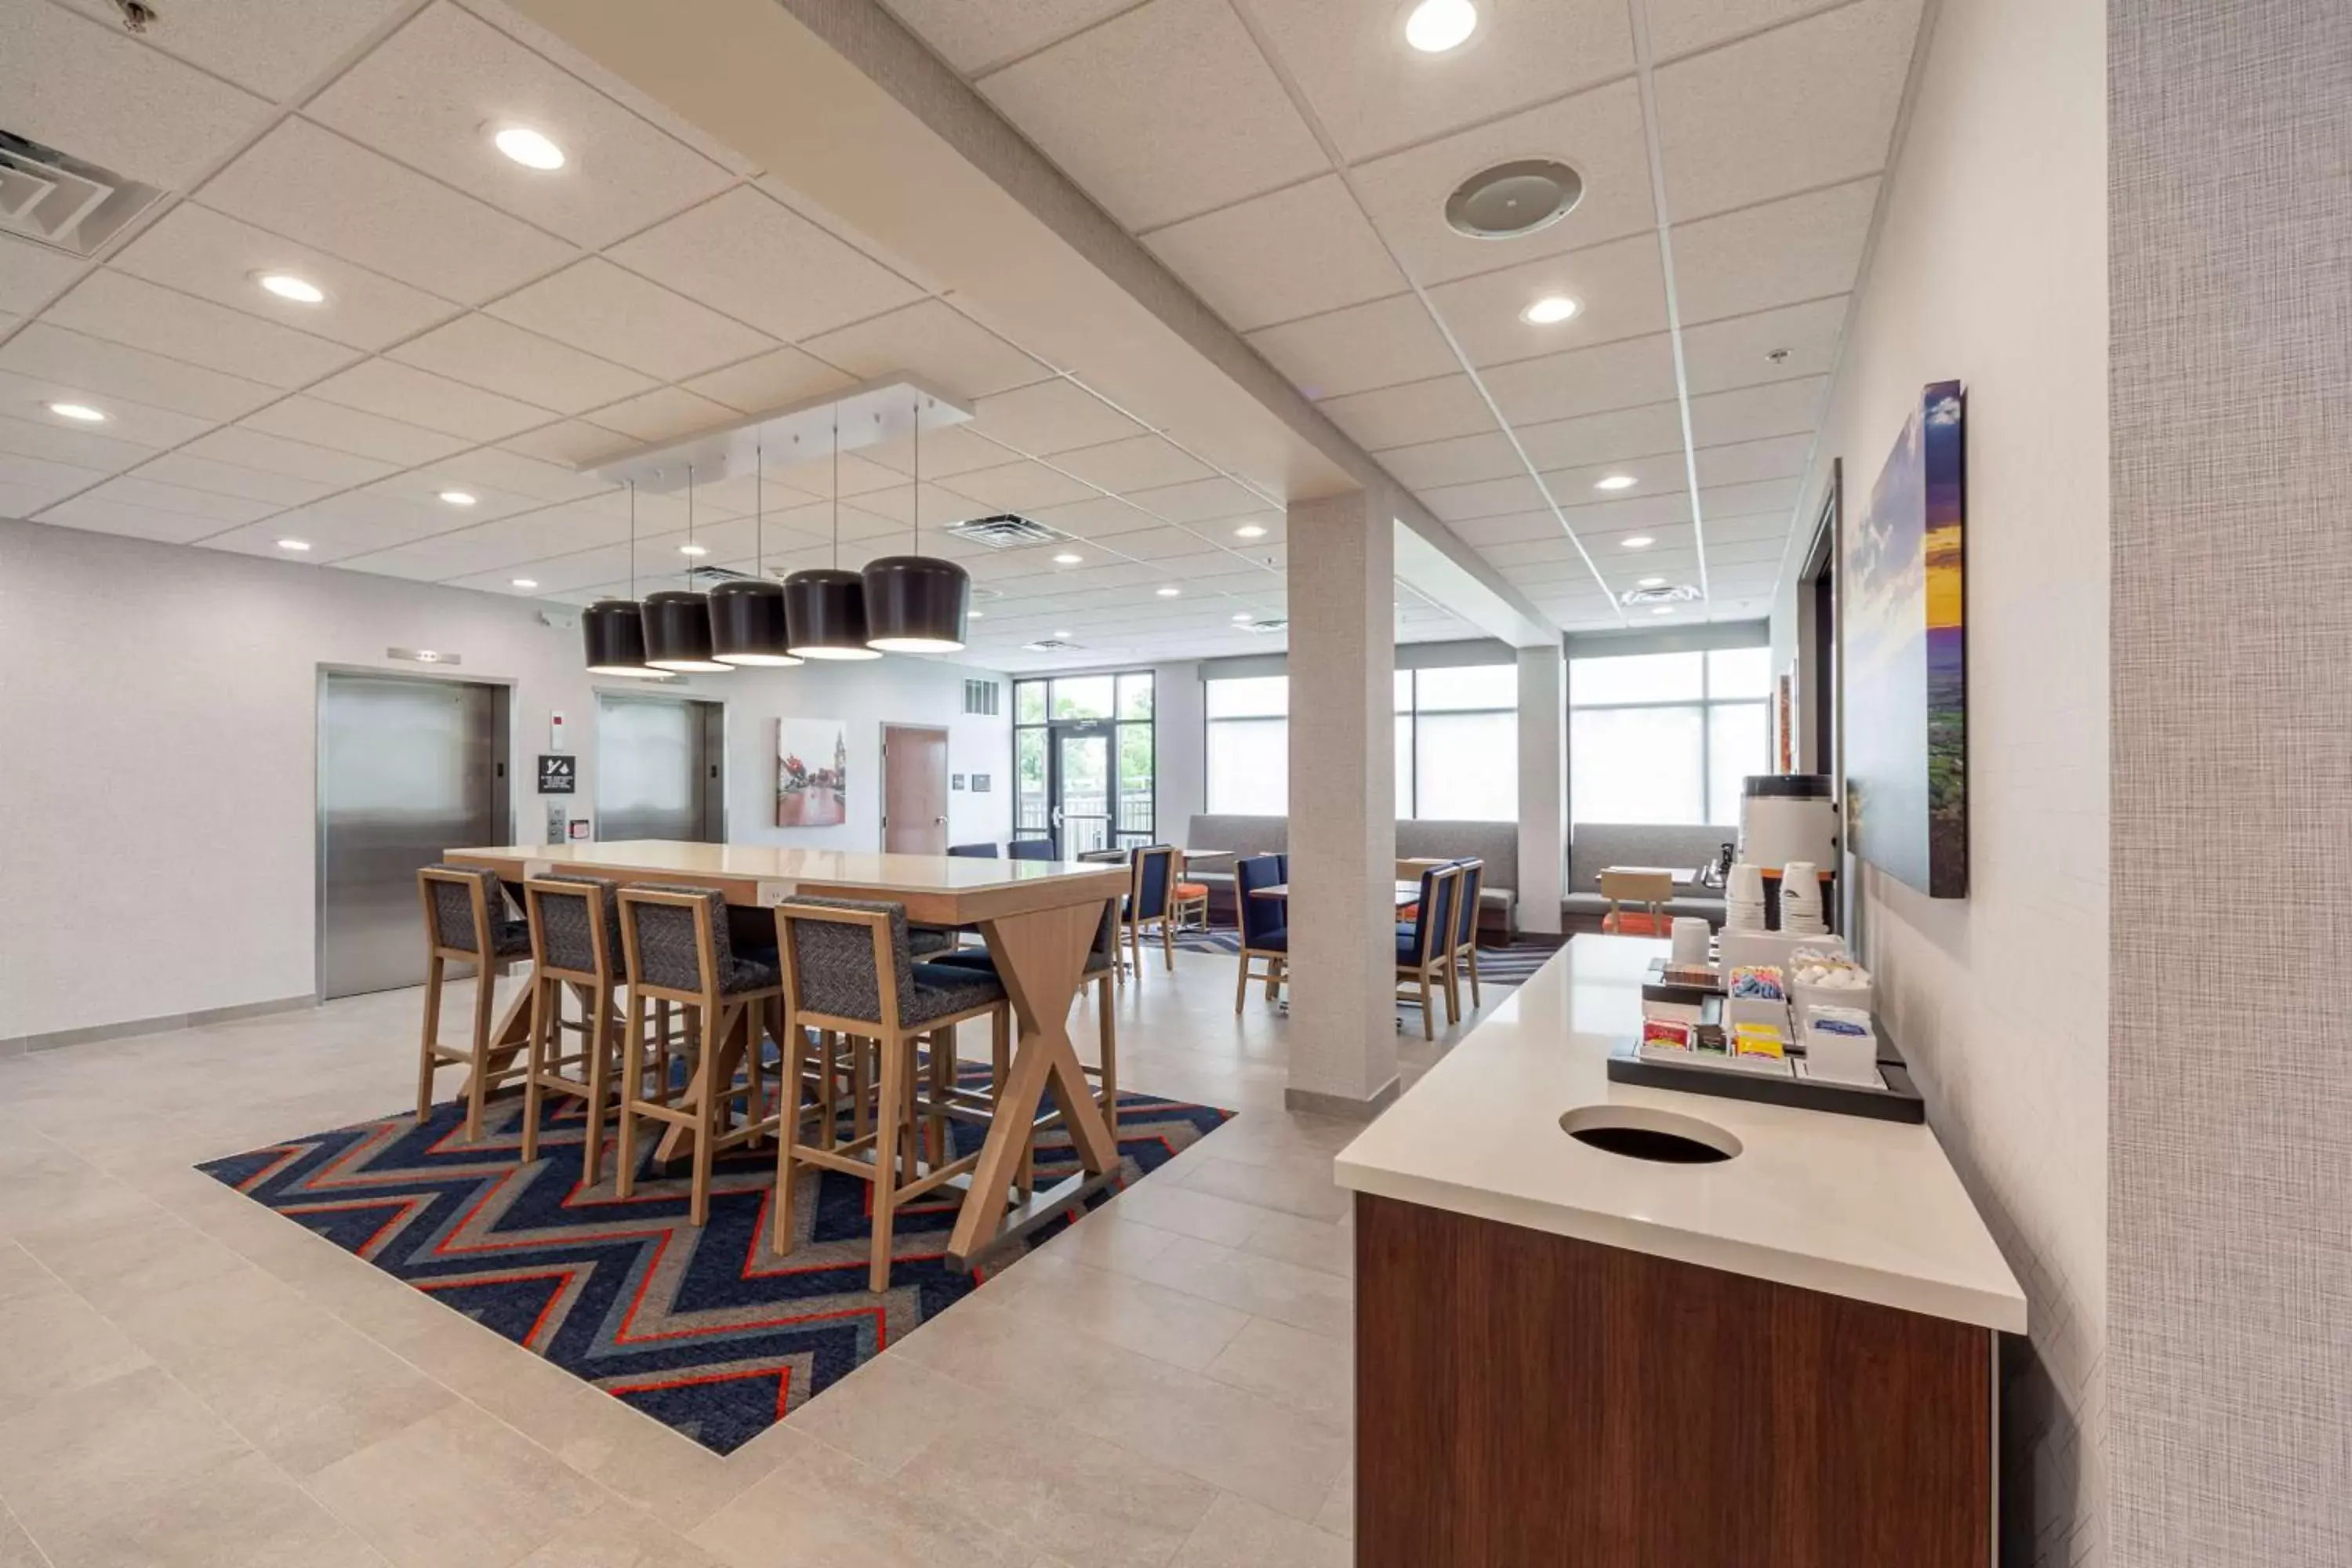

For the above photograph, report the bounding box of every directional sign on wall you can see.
[537,753,577,794]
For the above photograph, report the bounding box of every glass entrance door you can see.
[1052,728,1112,856]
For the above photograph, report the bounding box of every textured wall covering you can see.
[1781,0,2111,1560]
[2108,2,2352,1563]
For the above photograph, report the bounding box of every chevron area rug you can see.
[198,1077,1232,1455]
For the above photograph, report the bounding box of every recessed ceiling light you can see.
[1652,606,1676,615]
[1156,586,1181,597]
[1233,524,1267,539]
[256,272,325,305]
[968,610,985,619]
[437,490,477,507]
[1054,629,1073,638]
[1053,552,1083,565]
[1594,474,1637,491]
[678,543,709,557]
[1621,535,1655,549]
[492,125,566,170]
[1638,575,1666,587]
[510,578,539,588]
[276,538,310,552]
[47,401,106,423]
[1403,0,1478,53]
[1521,295,1580,325]
[1232,612,1254,622]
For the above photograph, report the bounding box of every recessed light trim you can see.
[1052,552,1083,565]
[1593,474,1637,491]
[1652,606,1676,615]
[492,125,566,170]
[1521,295,1581,325]
[256,271,325,305]
[276,538,311,552]
[1403,0,1478,53]
[1156,586,1181,597]
[1232,612,1254,622]
[1638,575,1666,588]
[1621,535,1655,549]
[437,490,477,507]
[678,543,709,557]
[47,401,106,423]
[511,578,539,588]
[1054,629,1073,638]
[1232,524,1268,539]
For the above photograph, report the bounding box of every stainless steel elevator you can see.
[596,693,724,844]
[317,673,510,1000]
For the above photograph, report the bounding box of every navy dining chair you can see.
[1233,854,1289,1012]
[1449,858,1486,1015]
[947,842,1000,858]
[1120,844,1180,978]
[1395,863,1463,1040]
[1007,839,1055,862]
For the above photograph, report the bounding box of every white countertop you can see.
[1334,935,2027,1333]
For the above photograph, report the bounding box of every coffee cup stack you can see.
[1780,862,1827,936]
[1725,862,1766,931]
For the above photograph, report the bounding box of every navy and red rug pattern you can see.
[198,1076,1232,1455]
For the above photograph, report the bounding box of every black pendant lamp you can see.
[863,396,971,653]
[644,465,731,673]
[784,412,881,660]
[710,441,801,666]
[583,481,665,677]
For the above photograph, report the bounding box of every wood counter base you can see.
[1355,1192,1991,1567]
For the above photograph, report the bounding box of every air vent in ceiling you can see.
[687,564,753,584]
[1620,583,1704,606]
[1243,618,1288,635]
[949,514,1064,550]
[1022,637,1080,652]
[0,129,164,258]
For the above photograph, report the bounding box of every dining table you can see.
[443,839,1129,1269]
[1253,880,1424,907]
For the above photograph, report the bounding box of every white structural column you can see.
[1515,642,1566,935]
[1283,488,1399,1116]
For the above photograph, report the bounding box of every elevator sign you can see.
[536,753,576,794]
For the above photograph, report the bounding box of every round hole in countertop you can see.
[1559,1105,1742,1164]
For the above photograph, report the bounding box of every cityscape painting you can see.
[776,717,849,828]
[1844,379,1968,898]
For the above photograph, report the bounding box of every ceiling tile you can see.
[1514,401,1690,469]
[877,0,1138,74]
[306,2,734,248]
[1373,430,1521,488]
[1247,0,1633,162]
[490,257,777,381]
[684,347,856,415]
[3,1,270,188]
[308,358,554,441]
[178,424,400,487]
[1700,477,1800,518]
[979,0,1330,233]
[129,452,343,508]
[1539,451,1691,503]
[113,204,463,353]
[1127,475,1268,524]
[965,379,1144,455]
[1705,537,1788,565]
[1670,177,1879,327]
[0,235,85,318]
[607,186,923,347]
[0,452,109,515]
[441,539,638,594]
[1480,334,1679,426]
[583,386,737,445]
[202,509,430,562]
[35,491,225,543]
[334,502,632,581]
[1447,510,1564,547]
[859,425,1022,481]
[42,270,358,389]
[1051,435,1211,492]
[1021,495,1165,539]
[944,459,1103,513]
[0,323,277,420]
[0,409,161,473]
[52,0,411,99]
[201,118,579,304]
[1321,374,1498,451]
[1704,510,1795,546]
[800,300,1053,401]
[764,452,905,502]
[1560,490,1699,533]
[1421,474,1545,523]
[77,474,279,526]
[1687,376,1828,446]
[1247,293,1454,401]
[1693,433,1813,487]
[390,314,655,415]
[500,419,635,468]
[238,394,473,466]
[1424,232,1668,368]
[1350,79,1654,286]
[1679,296,1848,394]
[1653,0,1925,220]
[1143,176,1406,334]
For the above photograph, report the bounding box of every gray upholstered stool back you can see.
[773,897,916,1025]
[618,884,736,995]
[420,864,504,955]
[525,874,622,978]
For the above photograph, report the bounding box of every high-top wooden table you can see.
[444,840,1127,1268]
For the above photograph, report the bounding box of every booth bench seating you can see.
[1562,823,1733,930]
[1182,815,1521,935]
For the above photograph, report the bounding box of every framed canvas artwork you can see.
[1843,380,1968,898]
[776,718,849,828]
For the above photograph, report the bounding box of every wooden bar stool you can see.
[519,874,630,1185]
[769,898,1012,1294]
[614,885,785,1226]
[416,864,535,1142]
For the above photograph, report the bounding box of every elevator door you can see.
[597,695,724,843]
[318,673,507,1000]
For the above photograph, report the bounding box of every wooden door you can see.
[882,725,951,855]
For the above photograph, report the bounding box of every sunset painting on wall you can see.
[1844,379,1968,898]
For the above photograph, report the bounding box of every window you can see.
[1011,671,1156,851]
[1569,644,1771,826]
[1203,663,1519,821]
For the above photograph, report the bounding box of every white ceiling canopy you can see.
[587,376,970,493]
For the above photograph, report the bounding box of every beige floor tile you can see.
[1142,1236,1353,1340]
[1176,1154,1350,1221]
[1034,1207,1185,1276]
[0,1504,45,1568]
[1202,1316,1352,1425]
[0,1290,153,1408]
[13,1200,253,1316]
[1171,1491,1351,1567]
[0,1242,64,1306]
[305,1403,608,1568]
[779,1350,964,1475]
[1237,1208,1354,1279]
[1314,1465,1353,1538]
[0,1367,252,1545]
[1098,1179,1264,1247]
[511,1497,733,1568]
[982,1249,1249,1370]
[32,1451,390,1568]
[689,1426,1031,1568]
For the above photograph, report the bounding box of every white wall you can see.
[0,520,1007,1042]
[1149,659,1207,843]
[1769,0,2109,1559]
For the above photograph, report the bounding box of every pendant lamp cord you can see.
[684,463,695,586]
[626,480,637,599]
[829,410,841,570]
[753,441,763,575]
[911,397,920,554]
